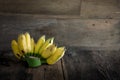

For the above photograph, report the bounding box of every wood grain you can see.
[63,47,120,80]
[0,0,81,15]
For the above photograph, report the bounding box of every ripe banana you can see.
[31,38,35,54]
[39,38,54,54]
[34,35,45,54]
[18,34,27,54]
[11,40,22,59]
[25,32,31,53]
[47,47,65,64]
[11,32,66,66]
[41,44,57,59]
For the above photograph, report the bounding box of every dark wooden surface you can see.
[0,0,81,15]
[0,14,120,80]
[0,1,120,79]
[0,0,120,19]
[1,48,120,80]
[0,0,120,80]
[0,15,120,50]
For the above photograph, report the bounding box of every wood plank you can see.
[61,58,69,80]
[27,66,45,80]
[0,51,64,80]
[62,47,82,80]
[0,15,120,50]
[57,19,120,49]
[27,60,64,80]
[1,47,120,80]
[80,0,120,18]
[0,51,33,80]
[63,47,120,80]
[0,0,81,15]
[44,61,64,80]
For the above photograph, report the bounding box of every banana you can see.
[31,38,35,54]
[18,34,27,54]
[34,35,45,54]
[11,40,22,59]
[39,38,54,54]
[25,32,31,53]
[47,47,65,64]
[11,32,66,66]
[41,44,57,59]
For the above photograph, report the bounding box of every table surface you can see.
[1,48,120,80]
[0,14,120,80]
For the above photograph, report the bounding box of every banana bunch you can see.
[11,32,66,66]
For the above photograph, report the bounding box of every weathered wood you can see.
[63,47,120,80]
[44,61,64,80]
[0,0,81,15]
[0,14,120,80]
[57,19,120,49]
[0,15,120,50]
[1,48,120,80]
[27,66,45,80]
[61,58,69,80]
[0,0,120,19]
[1,47,120,80]
[0,51,64,80]
[0,51,32,80]
[27,61,64,80]
[80,0,120,18]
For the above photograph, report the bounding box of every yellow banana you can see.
[39,38,54,54]
[31,38,35,54]
[47,47,65,64]
[18,34,27,54]
[11,40,22,59]
[25,32,31,53]
[41,44,57,59]
[34,35,45,54]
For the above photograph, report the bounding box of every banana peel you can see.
[11,32,66,67]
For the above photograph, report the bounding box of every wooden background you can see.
[0,0,80,15]
[0,0,120,80]
[0,0,119,18]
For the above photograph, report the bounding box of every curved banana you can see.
[18,34,27,54]
[41,44,57,59]
[11,40,22,59]
[47,47,65,64]
[31,38,35,54]
[39,38,54,54]
[11,32,66,66]
[34,35,45,54]
[25,32,31,53]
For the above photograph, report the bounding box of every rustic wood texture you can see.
[0,51,64,80]
[0,0,120,19]
[0,0,81,15]
[0,0,120,79]
[27,61,64,80]
[0,15,120,50]
[1,47,120,80]
[80,0,120,18]
[0,14,120,80]
[63,47,120,80]
[0,51,32,80]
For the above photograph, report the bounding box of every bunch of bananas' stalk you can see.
[11,32,66,65]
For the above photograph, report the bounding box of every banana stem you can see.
[41,59,47,64]
[40,58,47,64]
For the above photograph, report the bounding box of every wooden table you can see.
[0,15,120,80]
[1,48,120,80]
